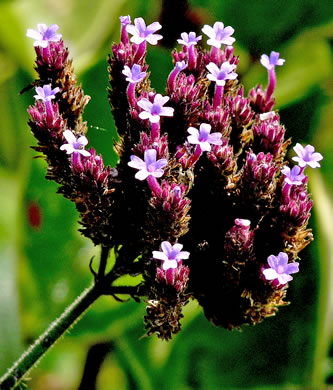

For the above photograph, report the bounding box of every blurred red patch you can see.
[27,201,43,230]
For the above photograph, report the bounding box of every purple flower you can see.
[152,241,190,270]
[292,143,323,169]
[175,61,187,71]
[120,15,131,26]
[260,51,285,71]
[138,94,174,123]
[60,130,91,157]
[206,61,237,86]
[26,23,62,48]
[34,84,60,102]
[177,32,202,47]
[122,64,146,83]
[262,252,299,285]
[281,165,305,185]
[187,123,222,152]
[202,22,235,48]
[128,149,168,180]
[126,17,162,45]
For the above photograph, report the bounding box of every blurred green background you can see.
[0,0,333,389]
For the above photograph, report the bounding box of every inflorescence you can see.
[26,16,323,339]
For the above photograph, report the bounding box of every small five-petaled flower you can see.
[60,130,91,157]
[187,123,222,152]
[26,23,62,47]
[152,241,190,270]
[262,252,299,285]
[138,94,174,123]
[34,84,60,102]
[128,149,167,180]
[126,17,162,45]
[202,22,235,48]
[292,143,323,169]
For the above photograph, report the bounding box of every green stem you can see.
[0,282,103,390]
[97,246,110,280]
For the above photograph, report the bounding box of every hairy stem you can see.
[0,273,141,390]
[0,283,102,390]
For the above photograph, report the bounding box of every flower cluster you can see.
[26,17,322,339]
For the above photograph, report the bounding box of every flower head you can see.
[126,17,162,45]
[187,123,222,152]
[128,149,167,180]
[26,23,62,48]
[153,241,190,270]
[281,165,305,185]
[260,51,285,71]
[202,22,235,48]
[206,61,237,86]
[34,84,60,102]
[262,252,299,285]
[138,94,174,123]
[122,64,146,84]
[177,32,202,47]
[292,143,323,169]
[60,130,91,157]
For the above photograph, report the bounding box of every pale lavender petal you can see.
[162,259,178,270]
[137,98,153,111]
[187,127,199,137]
[267,254,278,269]
[154,158,168,169]
[60,144,74,154]
[26,28,42,40]
[138,111,151,121]
[208,133,223,144]
[78,149,91,157]
[144,149,157,165]
[161,241,173,257]
[128,155,146,169]
[159,106,174,117]
[176,251,190,260]
[154,94,170,106]
[63,130,76,144]
[276,252,289,266]
[187,135,200,145]
[286,262,299,274]
[135,169,149,180]
[263,268,278,280]
[152,250,168,262]
[151,169,164,178]
[200,142,212,152]
[77,136,88,147]
[277,273,293,284]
